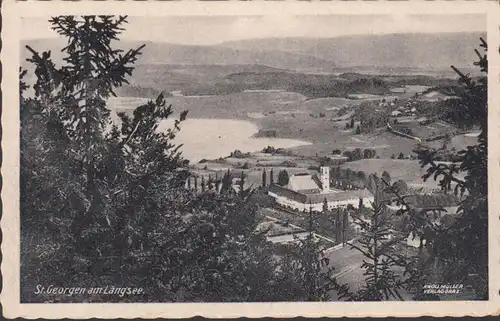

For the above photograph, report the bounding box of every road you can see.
[323,241,366,296]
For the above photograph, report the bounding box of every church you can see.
[268,166,374,212]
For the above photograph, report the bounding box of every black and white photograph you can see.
[2,1,498,318]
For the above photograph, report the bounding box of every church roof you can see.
[269,184,374,204]
[305,189,374,204]
[288,174,321,192]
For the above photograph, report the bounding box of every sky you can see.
[21,14,486,45]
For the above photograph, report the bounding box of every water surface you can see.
[158,118,311,162]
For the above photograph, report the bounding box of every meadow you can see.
[340,158,466,190]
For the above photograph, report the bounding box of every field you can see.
[340,159,466,189]
[108,80,472,170]
[103,57,475,177]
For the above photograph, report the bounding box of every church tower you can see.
[320,166,330,193]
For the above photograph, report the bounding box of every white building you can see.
[268,166,374,212]
[406,231,426,248]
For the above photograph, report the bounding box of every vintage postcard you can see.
[1,0,499,318]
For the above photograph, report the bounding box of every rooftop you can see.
[269,184,374,204]
[305,188,374,204]
[287,174,321,192]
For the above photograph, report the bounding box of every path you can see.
[386,122,422,143]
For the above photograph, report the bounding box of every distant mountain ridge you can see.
[22,39,336,72]
[22,32,485,73]
[218,32,486,72]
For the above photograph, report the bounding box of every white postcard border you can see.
[2,0,500,318]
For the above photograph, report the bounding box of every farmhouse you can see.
[420,90,458,102]
[268,167,374,212]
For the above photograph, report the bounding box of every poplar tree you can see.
[277,170,290,186]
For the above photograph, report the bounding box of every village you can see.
[175,83,472,292]
[182,146,464,294]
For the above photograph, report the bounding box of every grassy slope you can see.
[340,158,466,189]
[110,88,462,161]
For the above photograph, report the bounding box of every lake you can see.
[107,97,311,163]
[158,118,310,163]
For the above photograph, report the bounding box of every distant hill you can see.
[21,39,336,72]
[21,34,474,98]
[23,32,485,74]
[218,32,486,74]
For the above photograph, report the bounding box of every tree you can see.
[341,210,349,244]
[382,171,391,185]
[393,179,408,195]
[146,188,284,302]
[345,168,352,181]
[398,152,405,159]
[273,203,337,301]
[238,171,253,200]
[270,168,274,184]
[219,169,233,195]
[323,198,329,214]
[333,182,405,301]
[23,16,148,245]
[355,125,361,134]
[413,38,489,299]
[22,15,330,303]
[346,148,362,161]
[357,170,367,182]
[334,207,342,243]
[20,16,197,300]
[277,170,290,186]
[350,117,355,129]
[207,175,213,190]
[262,170,267,187]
